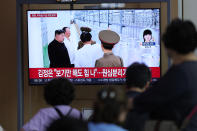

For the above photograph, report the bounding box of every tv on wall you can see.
[27,9,160,85]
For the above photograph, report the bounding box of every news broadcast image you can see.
[27,9,160,84]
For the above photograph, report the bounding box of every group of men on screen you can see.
[48,27,124,68]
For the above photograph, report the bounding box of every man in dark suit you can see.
[48,30,72,68]
[95,30,123,67]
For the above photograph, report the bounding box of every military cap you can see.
[99,30,120,45]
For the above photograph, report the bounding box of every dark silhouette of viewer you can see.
[88,88,128,131]
[22,78,82,131]
[134,19,197,130]
[124,62,151,131]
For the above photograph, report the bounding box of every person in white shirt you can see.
[74,27,103,67]
[62,27,77,66]
[77,27,96,50]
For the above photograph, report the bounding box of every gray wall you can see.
[178,0,197,54]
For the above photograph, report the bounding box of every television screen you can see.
[27,9,160,85]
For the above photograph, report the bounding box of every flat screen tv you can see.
[27,9,160,85]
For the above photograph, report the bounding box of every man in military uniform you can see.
[95,30,124,67]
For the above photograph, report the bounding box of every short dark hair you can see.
[55,29,65,36]
[162,19,197,54]
[92,87,127,125]
[62,27,69,32]
[79,27,92,43]
[101,42,114,50]
[80,32,92,43]
[143,29,152,42]
[143,29,152,37]
[47,117,88,131]
[126,62,151,89]
[44,78,75,106]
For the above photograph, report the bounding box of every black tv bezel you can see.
[26,8,161,85]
